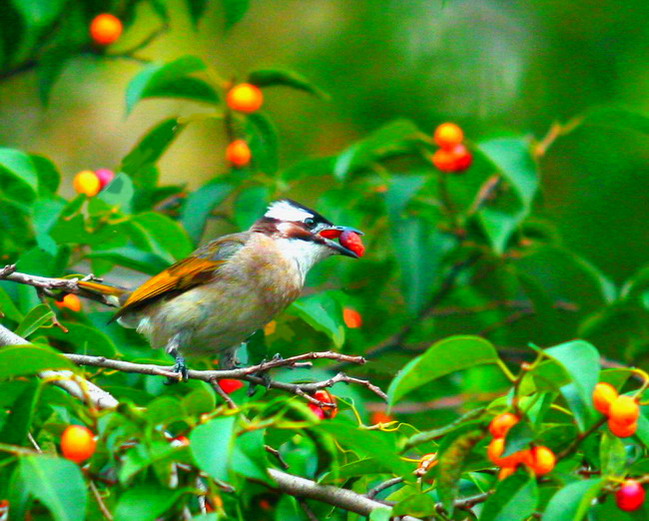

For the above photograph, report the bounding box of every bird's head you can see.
[251,199,364,276]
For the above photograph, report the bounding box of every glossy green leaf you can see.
[231,429,273,484]
[543,479,603,521]
[85,247,170,275]
[121,118,186,187]
[130,211,194,260]
[392,494,437,517]
[0,379,39,445]
[126,56,217,113]
[544,340,600,431]
[480,473,538,521]
[290,292,345,348]
[98,173,134,210]
[600,431,627,478]
[181,181,232,243]
[221,0,249,28]
[114,482,182,521]
[0,147,38,202]
[388,336,500,405]
[581,106,649,135]
[248,68,327,98]
[0,286,23,322]
[247,112,279,174]
[20,455,87,521]
[31,154,61,194]
[190,415,236,482]
[502,421,534,457]
[334,119,422,180]
[234,185,269,230]
[12,0,64,26]
[15,304,54,338]
[0,345,74,378]
[384,175,427,219]
[184,0,208,26]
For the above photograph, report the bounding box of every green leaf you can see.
[248,68,327,98]
[334,119,422,180]
[476,138,538,254]
[0,147,38,202]
[0,379,40,445]
[581,106,649,135]
[479,473,538,521]
[126,56,218,114]
[384,175,427,219]
[12,0,64,27]
[290,292,345,348]
[247,112,279,174]
[98,173,134,210]
[404,407,486,450]
[544,340,600,431]
[114,482,182,521]
[0,345,74,378]
[15,304,54,338]
[46,322,118,357]
[37,41,78,105]
[184,0,208,26]
[181,181,232,243]
[543,479,603,521]
[600,431,627,478]
[393,494,437,517]
[190,415,236,482]
[0,286,24,322]
[221,0,249,29]
[388,336,500,405]
[121,118,186,187]
[85,247,170,275]
[31,154,61,194]
[234,185,269,230]
[20,455,87,521]
[369,508,394,521]
[502,421,534,457]
[231,429,273,484]
[130,212,194,261]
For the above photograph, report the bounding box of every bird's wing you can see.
[112,232,250,320]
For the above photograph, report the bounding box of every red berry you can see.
[343,308,362,328]
[308,390,338,419]
[488,413,519,438]
[95,169,115,189]
[339,230,365,257]
[617,480,646,512]
[218,379,244,394]
[225,140,252,167]
[431,145,472,173]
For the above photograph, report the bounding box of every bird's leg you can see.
[165,334,189,384]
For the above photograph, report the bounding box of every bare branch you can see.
[0,324,119,409]
[367,477,404,499]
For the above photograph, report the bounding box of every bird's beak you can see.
[318,225,364,258]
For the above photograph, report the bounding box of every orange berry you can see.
[371,411,394,425]
[90,13,123,46]
[61,425,96,464]
[529,446,556,476]
[73,170,101,197]
[308,390,338,419]
[374,184,388,193]
[226,83,264,113]
[343,308,362,328]
[617,480,646,512]
[498,465,518,480]
[54,294,82,312]
[263,320,276,336]
[609,418,638,438]
[225,139,252,167]
[434,122,464,149]
[431,144,473,173]
[593,382,618,415]
[609,395,640,426]
[218,379,244,394]
[488,413,519,438]
[487,437,523,467]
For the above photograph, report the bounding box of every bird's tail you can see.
[77,280,130,307]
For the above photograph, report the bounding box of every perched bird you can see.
[79,199,363,378]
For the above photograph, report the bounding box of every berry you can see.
[609,395,640,426]
[616,480,646,512]
[343,308,362,328]
[170,435,190,447]
[434,122,464,149]
[95,169,115,189]
[431,144,473,173]
[54,294,82,312]
[488,413,519,438]
[73,170,101,197]
[339,230,365,257]
[90,14,123,46]
[218,379,244,394]
[370,411,394,425]
[308,390,338,419]
[487,437,524,467]
[225,139,252,167]
[593,382,618,415]
[416,453,438,476]
[529,446,556,476]
[609,418,638,438]
[498,465,518,480]
[264,320,276,336]
[61,425,96,464]
[226,83,264,113]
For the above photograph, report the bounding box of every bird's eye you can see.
[304,217,317,229]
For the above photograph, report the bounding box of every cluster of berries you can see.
[224,84,264,168]
[73,168,115,197]
[593,383,640,437]
[486,413,555,480]
[431,122,473,173]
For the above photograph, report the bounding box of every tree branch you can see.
[0,324,119,409]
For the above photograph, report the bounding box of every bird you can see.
[77,199,363,380]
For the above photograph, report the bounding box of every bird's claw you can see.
[165,353,189,385]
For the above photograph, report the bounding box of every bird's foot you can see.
[165,353,189,385]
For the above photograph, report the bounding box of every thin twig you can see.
[265,445,289,469]
[212,381,237,409]
[90,480,114,521]
[367,477,404,499]
[556,417,607,460]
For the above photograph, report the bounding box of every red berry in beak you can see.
[340,230,365,257]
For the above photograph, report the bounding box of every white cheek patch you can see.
[265,200,313,222]
[275,238,333,280]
